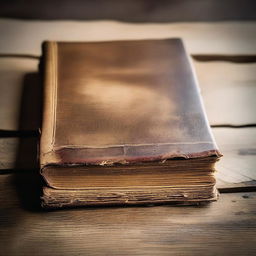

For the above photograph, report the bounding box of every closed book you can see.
[40,39,221,208]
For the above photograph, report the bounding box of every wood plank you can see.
[0,172,255,255]
[0,58,255,131]
[1,128,255,192]
[0,19,255,55]
[194,61,256,125]
[0,57,40,131]
[0,137,38,170]
[213,128,256,190]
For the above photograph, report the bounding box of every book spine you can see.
[40,41,58,168]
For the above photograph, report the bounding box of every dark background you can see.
[0,0,256,22]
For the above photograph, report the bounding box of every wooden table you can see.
[0,20,255,255]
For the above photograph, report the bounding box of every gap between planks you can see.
[1,54,256,63]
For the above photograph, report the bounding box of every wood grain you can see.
[0,58,41,131]
[0,172,255,255]
[0,20,255,56]
[195,61,256,125]
[0,137,38,170]
[213,128,256,190]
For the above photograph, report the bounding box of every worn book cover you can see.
[40,39,222,208]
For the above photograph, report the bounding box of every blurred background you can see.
[0,0,256,21]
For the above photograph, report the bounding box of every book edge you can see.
[40,41,58,167]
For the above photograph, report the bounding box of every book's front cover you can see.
[40,39,221,167]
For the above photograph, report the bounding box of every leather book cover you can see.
[40,39,221,171]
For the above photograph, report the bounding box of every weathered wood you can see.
[0,20,255,55]
[0,172,255,256]
[0,58,41,131]
[213,128,256,190]
[0,137,38,170]
[194,61,256,125]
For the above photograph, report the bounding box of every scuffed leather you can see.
[40,39,221,167]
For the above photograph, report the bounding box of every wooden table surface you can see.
[0,20,255,255]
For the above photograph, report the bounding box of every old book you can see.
[40,39,222,208]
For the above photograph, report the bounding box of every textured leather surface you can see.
[40,39,221,166]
